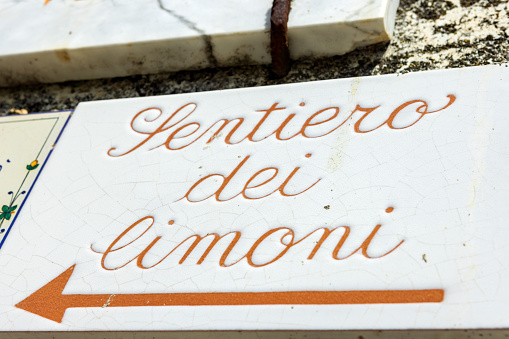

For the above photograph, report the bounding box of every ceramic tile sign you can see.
[0,111,71,250]
[0,0,398,86]
[3,65,509,332]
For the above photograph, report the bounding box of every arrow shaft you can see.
[64,289,444,308]
[15,265,445,324]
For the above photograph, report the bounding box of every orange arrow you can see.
[16,265,444,323]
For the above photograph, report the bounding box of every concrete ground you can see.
[0,0,507,115]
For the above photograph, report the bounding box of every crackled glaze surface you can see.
[0,0,398,86]
[3,65,509,331]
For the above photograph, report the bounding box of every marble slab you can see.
[0,0,398,86]
[3,65,509,332]
[0,111,71,250]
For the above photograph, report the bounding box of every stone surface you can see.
[0,0,506,115]
[3,65,509,331]
[0,0,398,86]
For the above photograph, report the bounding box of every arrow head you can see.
[15,265,75,323]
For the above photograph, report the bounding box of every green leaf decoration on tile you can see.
[0,205,17,221]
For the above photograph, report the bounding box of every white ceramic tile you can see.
[0,0,398,86]
[4,65,509,331]
[0,111,71,249]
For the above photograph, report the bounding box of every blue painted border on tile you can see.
[0,110,73,251]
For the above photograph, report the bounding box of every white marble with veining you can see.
[0,0,398,86]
